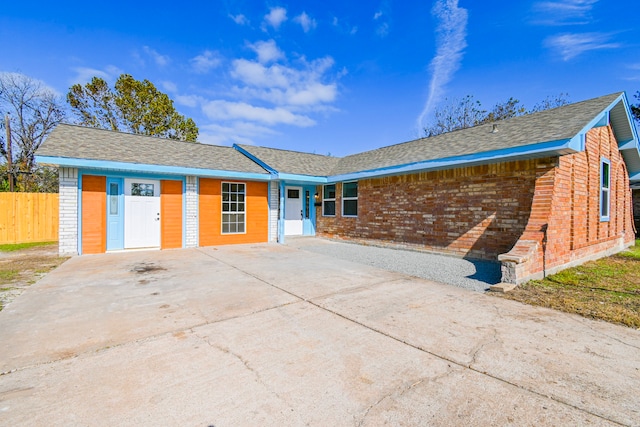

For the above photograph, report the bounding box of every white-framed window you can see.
[342,181,358,217]
[222,182,246,234]
[600,158,610,222]
[322,184,336,216]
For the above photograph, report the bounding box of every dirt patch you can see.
[0,244,68,311]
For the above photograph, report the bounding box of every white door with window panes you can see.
[124,179,161,249]
[284,186,303,235]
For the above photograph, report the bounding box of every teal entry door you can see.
[106,178,124,250]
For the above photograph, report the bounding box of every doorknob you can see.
[300,209,303,219]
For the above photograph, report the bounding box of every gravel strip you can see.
[286,237,501,292]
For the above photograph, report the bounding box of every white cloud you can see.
[416,0,468,131]
[262,7,287,30]
[190,38,341,144]
[1,72,62,97]
[376,22,390,37]
[331,16,357,35]
[532,0,599,25]
[231,59,289,88]
[143,46,170,67]
[69,65,122,85]
[249,40,284,64]
[161,81,178,93]
[230,54,338,107]
[229,13,249,25]
[544,32,620,60]
[294,12,317,32]
[373,7,389,37]
[70,67,110,84]
[202,100,315,127]
[175,94,204,108]
[191,50,221,74]
[199,122,278,145]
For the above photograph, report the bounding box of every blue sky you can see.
[1,0,639,156]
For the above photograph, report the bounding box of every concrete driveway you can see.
[0,243,639,426]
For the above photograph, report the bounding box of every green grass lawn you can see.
[496,240,640,328]
[0,241,57,252]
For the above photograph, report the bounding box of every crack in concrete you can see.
[194,333,304,424]
[356,376,430,427]
[0,300,300,377]
[204,250,630,427]
[467,326,501,368]
[311,278,406,302]
[563,313,640,350]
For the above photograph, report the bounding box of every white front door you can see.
[284,186,303,235]
[124,179,161,249]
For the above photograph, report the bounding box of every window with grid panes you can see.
[222,182,246,233]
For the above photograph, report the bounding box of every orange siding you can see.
[199,178,269,246]
[161,180,183,249]
[82,175,106,254]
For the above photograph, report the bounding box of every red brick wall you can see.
[316,125,633,284]
[500,125,633,283]
[316,158,556,259]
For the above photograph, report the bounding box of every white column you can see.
[185,176,198,247]
[269,181,279,242]
[58,167,79,256]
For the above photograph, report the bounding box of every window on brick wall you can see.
[323,184,336,216]
[222,182,246,233]
[342,181,358,217]
[600,158,611,221]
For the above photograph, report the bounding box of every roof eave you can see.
[327,138,579,182]
[275,173,328,184]
[35,155,272,181]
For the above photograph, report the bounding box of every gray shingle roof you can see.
[236,144,341,176]
[37,124,269,175]
[38,93,628,180]
[331,92,622,175]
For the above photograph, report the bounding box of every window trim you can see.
[322,184,336,217]
[342,181,358,217]
[221,181,247,234]
[600,157,611,222]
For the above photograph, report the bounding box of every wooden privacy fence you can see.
[0,192,59,244]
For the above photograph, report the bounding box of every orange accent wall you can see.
[199,178,269,246]
[161,180,183,249]
[81,175,106,254]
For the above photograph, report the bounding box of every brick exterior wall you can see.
[185,176,198,247]
[316,125,634,284]
[58,167,78,256]
[317,158,553,259]
[269,181,279,242]
[501,125,634,283]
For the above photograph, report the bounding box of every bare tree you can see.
[529,93,570,113]
[0,73,66,192]
[424,95,486,137]
[423,93,570,137]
